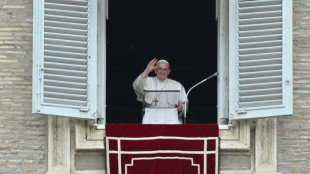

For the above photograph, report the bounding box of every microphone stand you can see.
[183,72,218,124]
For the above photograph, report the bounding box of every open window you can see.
[32,0,292,125]
[105,0,218,124]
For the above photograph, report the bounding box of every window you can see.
[32,0,106,120]
[33,0,292,125]
[106,0,217,124]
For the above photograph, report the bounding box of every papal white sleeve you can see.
[132,74,148,102]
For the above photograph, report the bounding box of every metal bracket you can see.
[79,106,89,112]
[237,108,247,114]
[39,67,44,80]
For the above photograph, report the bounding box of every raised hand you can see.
[141,58,157,79]
[145,58,158,73]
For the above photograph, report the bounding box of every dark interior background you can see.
[106,0,217,124]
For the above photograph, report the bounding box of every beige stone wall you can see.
[0,0,48,173]
[277,0,310,173]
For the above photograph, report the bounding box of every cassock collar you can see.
[155,77,169,83]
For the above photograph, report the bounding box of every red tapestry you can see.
[106,124,219,174]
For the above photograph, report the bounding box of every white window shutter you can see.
[229,0,292,120]
[33,0,97,119]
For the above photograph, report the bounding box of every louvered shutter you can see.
[229,0,292,120]
[33,0,97,119]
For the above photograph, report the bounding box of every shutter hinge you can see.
[79,106,89,112]
[39,67,44,80]
[237,108,247,114]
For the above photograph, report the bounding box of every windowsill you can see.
[96,124,106,130]
[96,124,231,130]
[218,124,230,130]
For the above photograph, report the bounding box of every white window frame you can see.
[217,0,230,127]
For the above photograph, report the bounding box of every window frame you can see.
[33,0,291,126]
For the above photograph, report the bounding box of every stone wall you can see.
[277,0,310,174]
[0,0,48,173]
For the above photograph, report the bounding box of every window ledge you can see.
[219,124,229,130]
[96,124,230,130]
[96,124,106,130]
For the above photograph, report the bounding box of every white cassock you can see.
[133,75,188,124]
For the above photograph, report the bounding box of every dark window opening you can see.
[106,0,217,124]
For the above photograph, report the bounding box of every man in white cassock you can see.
[133,58,188,124]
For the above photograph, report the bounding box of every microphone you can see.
[183,72,218,124]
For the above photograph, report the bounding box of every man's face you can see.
[155,62,170,81]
